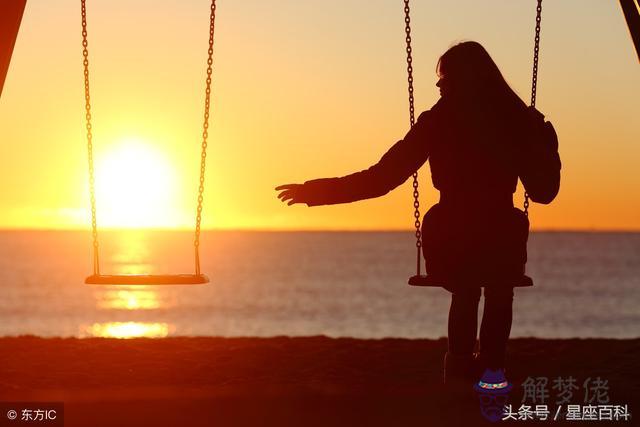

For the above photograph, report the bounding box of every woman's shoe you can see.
[471,352,483,382]
[443,351,476,389]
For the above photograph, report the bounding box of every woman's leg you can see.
[448,286,482,355]
[479,286,514,369]
[444,286,482,385]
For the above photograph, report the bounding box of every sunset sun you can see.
[94,139,180,228]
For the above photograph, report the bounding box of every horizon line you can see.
[0,227,638,233]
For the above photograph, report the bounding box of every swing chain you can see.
[530,0,542,109]
[525,0,543,217]
[81,0,215,277]
[194,0,217,275]
[81,0,99,275]
[403,0,422,275]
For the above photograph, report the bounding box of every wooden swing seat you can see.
[85,274,209,285]
[408,274,533,287]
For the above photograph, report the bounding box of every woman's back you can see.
[428,97,528,211]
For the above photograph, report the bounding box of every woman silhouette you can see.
[276,41,560,389]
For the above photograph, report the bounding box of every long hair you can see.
[437,41,527,115]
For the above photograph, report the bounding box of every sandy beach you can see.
[0,336,637,426]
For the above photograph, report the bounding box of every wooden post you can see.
[620,0,640,62]
[0,0,27,98]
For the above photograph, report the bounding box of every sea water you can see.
[0,230,638,338]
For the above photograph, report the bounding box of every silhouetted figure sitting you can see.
[276,41,561,390]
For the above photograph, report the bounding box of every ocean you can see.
[0,230,638,339]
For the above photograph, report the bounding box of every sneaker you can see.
[443,352,475,388]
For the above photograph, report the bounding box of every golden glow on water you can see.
[111,231,151,272]
[93,231,177,312]
[85,322,171,338]
[97,287,162,310]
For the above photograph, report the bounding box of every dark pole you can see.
[620,0,640,62]
[0,0,27,98]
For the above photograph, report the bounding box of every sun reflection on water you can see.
[94,230,171,310]
[84,322,172,338]
[111,231,153,275]
[87,231,180,337]
[96,287,162,310]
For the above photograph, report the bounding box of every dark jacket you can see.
[301,96,561,284]
[302,97,559,208]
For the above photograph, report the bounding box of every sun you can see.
[94,139,181,228]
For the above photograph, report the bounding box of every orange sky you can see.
[0,0,638,230]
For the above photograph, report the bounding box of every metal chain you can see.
[403,0,422,276]
[525,0,543,217]
[80,0,216,276]
[194,0,217,275]
[81,0,99,275]
[530,0,542,109]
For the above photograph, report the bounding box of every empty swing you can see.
[81,0,218,285]
[406,0,544,288]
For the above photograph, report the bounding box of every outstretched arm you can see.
[276,108,438,207]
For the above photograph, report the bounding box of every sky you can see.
[0,0,638,231]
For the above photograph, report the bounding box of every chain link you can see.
[530,0,542,109]
[403,0,422,276]
[80,0,217,276]
[81,0,99,275]
[524,0,543,217]
[194,0,217,275]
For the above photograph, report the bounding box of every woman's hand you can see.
[275,183,308,206]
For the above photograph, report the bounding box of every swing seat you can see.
[408,274,533,287]
[85,274,209,285]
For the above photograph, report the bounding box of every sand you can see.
[0,336,638,426]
